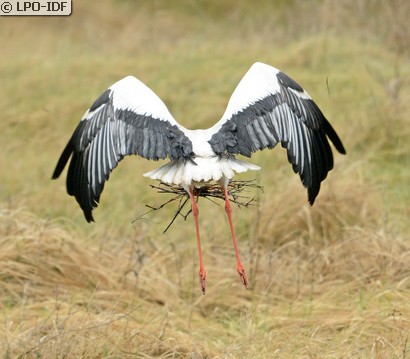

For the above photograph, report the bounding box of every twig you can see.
[133,180,263,233]
[162,197,190,234]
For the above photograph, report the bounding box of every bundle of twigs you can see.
[134,180,263,233]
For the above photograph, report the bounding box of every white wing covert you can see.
[208,62,346,204]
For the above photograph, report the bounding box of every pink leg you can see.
[188,187,206,294]
[223,186,249,289]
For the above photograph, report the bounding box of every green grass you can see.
[1,0,410,357]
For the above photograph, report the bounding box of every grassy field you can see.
[1,0,410,357]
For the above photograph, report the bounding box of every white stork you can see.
[52,62,346,294]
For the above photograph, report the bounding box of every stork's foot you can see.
[199,268,206,295]
[237,264,249,289]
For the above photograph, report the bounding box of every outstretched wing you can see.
[52,76,194,222]
[208,62,346,205]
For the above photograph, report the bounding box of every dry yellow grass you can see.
[1,184,409,357]
[1,0,410,357]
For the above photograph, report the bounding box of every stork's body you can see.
[144,131,260,187]
[52,62,346,294]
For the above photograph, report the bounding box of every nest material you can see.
[134,180,263,233]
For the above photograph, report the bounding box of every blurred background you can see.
[1,1,409,357]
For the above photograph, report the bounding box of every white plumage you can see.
[144,155,260,186]
[52,62,345,293]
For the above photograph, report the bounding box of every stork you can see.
[52,62,346,294]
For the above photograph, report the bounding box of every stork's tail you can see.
[144,158,260,186]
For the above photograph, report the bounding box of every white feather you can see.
[109,76,186,131]
[210,62,281,135]
[143,157,260,186]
